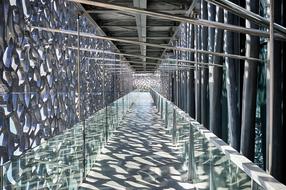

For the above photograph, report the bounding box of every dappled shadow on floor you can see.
[80,93,195,190]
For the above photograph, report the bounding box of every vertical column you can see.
[209,5,223,138]
[195,23,201,122]
[266,0,274,174]
[266,0,285,182]
[201,0,209,128]
[240,0,259,161]
[224,0,241,150]
[189,24,196,118]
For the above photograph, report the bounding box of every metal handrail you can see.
[150,88,286,190]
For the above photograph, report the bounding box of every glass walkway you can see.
[1,0,286,189]
[80,92,195,189]
[2,91,284,189]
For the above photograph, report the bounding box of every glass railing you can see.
[150,89,286,190]
[0,92,136,189]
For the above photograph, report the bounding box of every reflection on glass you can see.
[1,93,135,189]
[150,89,263,190]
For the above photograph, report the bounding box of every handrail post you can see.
[0,165,3,189]
[188,123,197,181]
[158,96,160,113]
[161,97,164,119]
[77,12,87,178]
[165,101,168,128]
[172,107,177,145]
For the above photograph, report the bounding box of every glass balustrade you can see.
[0,92,136,190]
[150,89,285,190]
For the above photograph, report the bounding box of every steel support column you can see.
[225,0,241,151]
[240,0,259,161]
[201,0,209,128]
[209,6,224,138]
[195,24,201,122]
[189,24,196,118]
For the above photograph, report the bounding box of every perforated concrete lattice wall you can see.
[0,0,132,166]
[133,74,160,92]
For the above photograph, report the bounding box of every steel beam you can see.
[133,0,147,70]
[160,0,199,69]
[68,0,286,39]
[185,0,199,17]
[74,3,130,65]
[87,9,187,14]
[115,36,171,40]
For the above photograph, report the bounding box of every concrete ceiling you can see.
[81,0,191,72]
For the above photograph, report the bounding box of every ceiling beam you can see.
[87,9,187,14]
[73,3,135,71]
[133,0,147,70]
[159,0,199,68]
[107,30,171,36]
[69,0,285,39]
[116,36,171,40]
[101,25,173,29]
[100,19,176,27]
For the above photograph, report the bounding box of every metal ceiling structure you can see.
[69,0,286,73]
[79,0,191,72]
[1,0,286,189]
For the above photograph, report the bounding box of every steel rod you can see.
[31,26,262,62]
[205,0,286,36]
[160,67,197,70]
[67,0,286,39]
[71,46,224,67]
[160,0,199,62]
[75,47,225,68]
[90,63,127,66]
[266,0,274,174]
[160,65,207,69]
[74,3,129,63]
[85,56,158,65]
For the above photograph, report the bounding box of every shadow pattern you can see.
[80,92,195,190]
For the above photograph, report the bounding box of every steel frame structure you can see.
[1,0,285,188]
